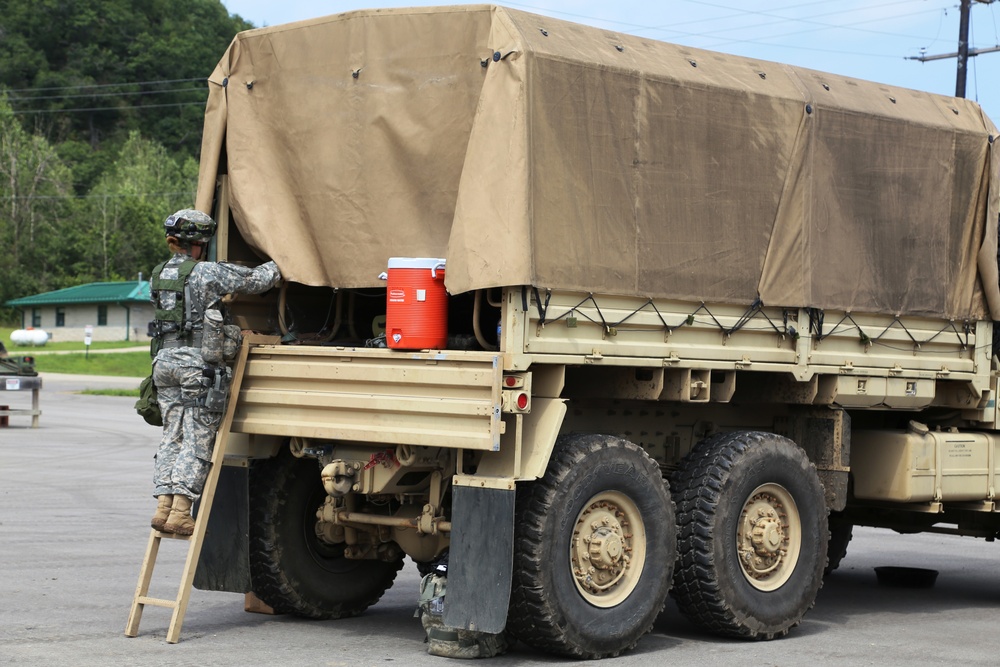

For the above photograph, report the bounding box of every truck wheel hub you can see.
[570,491,646,608]
[588,526,624,568]
[737,483,802,592]
[750,515,784,555]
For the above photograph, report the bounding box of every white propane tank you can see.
[10,329,50,346]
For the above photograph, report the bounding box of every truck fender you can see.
[477,397,568,481]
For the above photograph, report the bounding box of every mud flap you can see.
[443,484,514,634]
[193,465,251,592]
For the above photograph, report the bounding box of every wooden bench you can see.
[0,375,42,428]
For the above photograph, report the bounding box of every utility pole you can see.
[906,0,999,98]
[956,0,973,97]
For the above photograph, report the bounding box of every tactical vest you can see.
[150,257,201,347]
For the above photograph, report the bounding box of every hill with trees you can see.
[0,0,254,321]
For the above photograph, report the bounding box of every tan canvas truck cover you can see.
[195,4,1000,321]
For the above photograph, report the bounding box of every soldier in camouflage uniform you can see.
[149,209,281,535]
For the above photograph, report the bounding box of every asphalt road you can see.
[2,373,999,666]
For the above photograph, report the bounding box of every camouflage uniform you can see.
[152,254,281,500]
[418,563,509,659]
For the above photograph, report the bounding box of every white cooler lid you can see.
[387,257,446,269]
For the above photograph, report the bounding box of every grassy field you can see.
[3,325,150,378]
[79,388,141,397]
[30,351,151,378]
[2,326,148,352]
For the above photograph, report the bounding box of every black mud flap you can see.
[193,465,251,592]
[443,484,514,634]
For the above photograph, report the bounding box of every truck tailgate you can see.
[231,345,504,450]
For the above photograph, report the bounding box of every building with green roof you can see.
[5,281,152,343]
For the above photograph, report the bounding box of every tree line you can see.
[0,0,254,322]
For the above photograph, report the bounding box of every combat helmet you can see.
[164,209,217,243]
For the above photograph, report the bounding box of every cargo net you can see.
[523,288,976,352]
[805,309,974,352]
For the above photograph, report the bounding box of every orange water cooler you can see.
[385,257,448,350]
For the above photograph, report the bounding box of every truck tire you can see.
[507,434,676,658]
[825,513,853,575]
[248,448,403,619]
[671,431,827,639]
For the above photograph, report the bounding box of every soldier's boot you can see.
[163,495,196,536]
[150,494,173,531]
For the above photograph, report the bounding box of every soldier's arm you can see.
[206,261,282,297]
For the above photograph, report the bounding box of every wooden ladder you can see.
[124,336,259,643]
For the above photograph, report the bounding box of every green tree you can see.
[81,131,194,282]
[0,95,75,314]
[0,0,252,157]
[0,0,252,319]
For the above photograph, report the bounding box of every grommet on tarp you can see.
[481,58,489,67]
[352,68,362,79]
[689,59,697,67]
[822,83,830,91]
[245,80,254,90]
[889,96,896,104]
[615,45,624,52]
[539,28,548,36]
[951,108,959,115]
[758,71,766,79]
[805,104,813,114]
[493,51,501,62]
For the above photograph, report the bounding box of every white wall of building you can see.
[24,303,154,343]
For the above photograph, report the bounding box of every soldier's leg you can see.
[167,365,214,497]
[152,361,183,497]
[163,404,217,535]
[172,405,218,500]
[164,365,221,535]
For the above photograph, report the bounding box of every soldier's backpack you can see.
[134,374,162,427]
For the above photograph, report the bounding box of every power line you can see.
[923,5,950,52]
[505,0,919,39]
[1,77,205,94]
[991,0,1000,43]
[684,0,940,42]
[10,86,207,103]
[503,0,946,54]
[11,101,206,115]
[631,0,839,34]
[504,0,951,60]
[498,0,717,33]
[701,6,947,52]
[5,192,193,200]
[704,41,903,60]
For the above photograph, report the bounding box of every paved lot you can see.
[2,373,999,666]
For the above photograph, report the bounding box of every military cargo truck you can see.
[0,351,37,377]
[190,4,1000,659]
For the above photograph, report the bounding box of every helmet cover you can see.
[164,209,217,243]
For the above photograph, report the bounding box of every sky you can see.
[220,0,1000,122]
